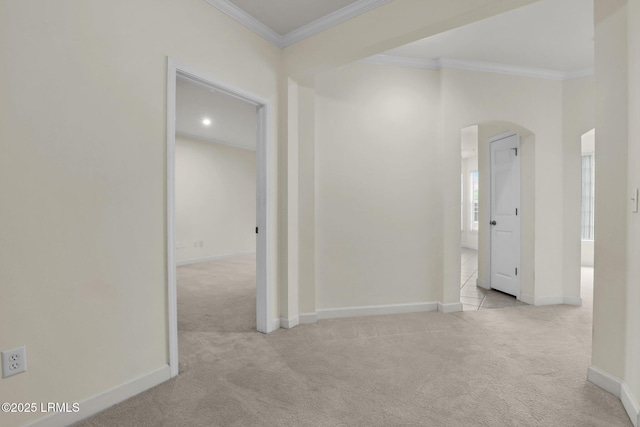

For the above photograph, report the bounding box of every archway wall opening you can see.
[440,67,569,306]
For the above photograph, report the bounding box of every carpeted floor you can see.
[77,258,631,426]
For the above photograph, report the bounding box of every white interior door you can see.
[490,133,521,298]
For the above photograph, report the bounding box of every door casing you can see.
[166,58,275,378]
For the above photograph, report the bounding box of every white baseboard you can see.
[622,383,640,427]
[519,293,535,305]
[176,251,255,266]
[563,296,583,306]
[588,365,622,397]
[519,294,565,306]
[438,302,463,313]
[519,295,581,306]
[25,365,171,427]
[317,301,438,320]
[280,316,299,329]
[588,366,639,427]
[299,313,318,324]
[534,296,564,305]
[476,278,489,289]
[270,318,281,331]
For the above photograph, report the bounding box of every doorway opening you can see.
[580,128,595,302]
[460,123,534,310]
[166,59,274,378]
[460,126,481,310]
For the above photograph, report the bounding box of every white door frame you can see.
[166,58,274,378]
[488,131,521,297]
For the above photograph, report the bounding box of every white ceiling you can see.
[228,0,359,35]
[176,78,257,150]
[383,0,593,73]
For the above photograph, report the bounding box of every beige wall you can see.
[312,61,581,311]
[563,77,595,291]
[592,0,628,381]
[0,1,280,425]
[315,63,443,308]
[626,0,640,409]
[440,68,564,304]
[175,137,256,262]
[591,2,640,420]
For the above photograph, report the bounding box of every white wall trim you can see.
[519,293,535,305]
[299,313,318,324]
[176,131,256,151]
[176,251,256,266]
[588,366,640,427]
[476,278,490,289]
[519,294,568,306]
[167,58,275,379]
[317,301,438,320]
[622,383,640,427]
[360,54,441,70]
[562,296,583,306]
[271,318,281,331]
[202,0,283,47]
[24,365,171,427]
[588,366,622,397]
[534,296,564,305]
[280,316,299,329]
[360,55,594,81]
[203,0,391,48]
[283,0,392,47]
[438,302,463,313]
[440,57,566,80]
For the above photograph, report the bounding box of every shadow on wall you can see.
[462,121,536,300]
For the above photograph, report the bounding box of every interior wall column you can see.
[297,79,317,320]
[591,0,628,379]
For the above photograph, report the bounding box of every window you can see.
[581,154,595,240]
[470,170,479,232]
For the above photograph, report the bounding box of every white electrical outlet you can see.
[2,346,27,378]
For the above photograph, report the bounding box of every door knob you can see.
[490,221,497,226]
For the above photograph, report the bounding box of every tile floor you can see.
[460,247,527,311]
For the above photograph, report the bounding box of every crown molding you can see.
[361,54,594,81]
[203,0,391,48]
[439,57,566,80]
[202,0,283,47]
[281,0,392,47]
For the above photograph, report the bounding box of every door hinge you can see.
[256,227,258,234]
[515,267,518,276]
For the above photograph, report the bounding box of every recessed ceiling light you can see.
[202,118,212,127]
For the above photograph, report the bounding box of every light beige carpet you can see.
[76,260,631,426]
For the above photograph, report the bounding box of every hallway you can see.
[77,262,629,426]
